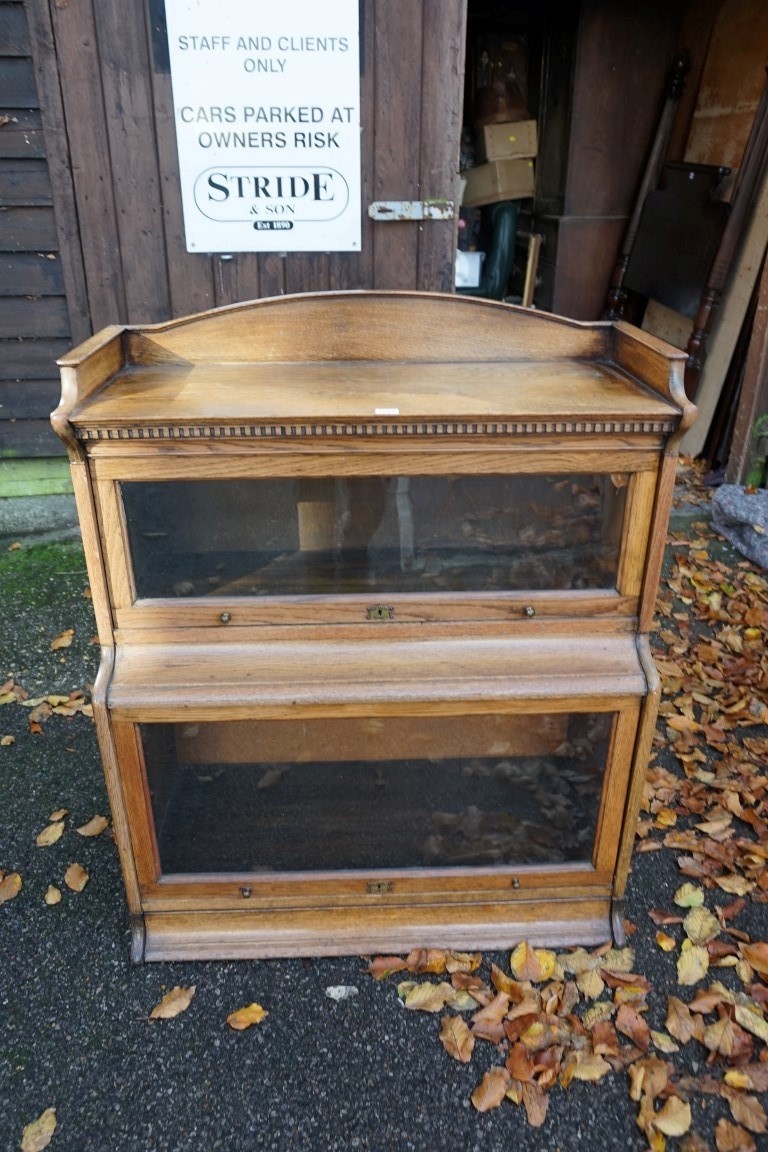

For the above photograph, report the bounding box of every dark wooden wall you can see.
[0,0,72,456]
[6,0,466,457]
[534,0,684,320]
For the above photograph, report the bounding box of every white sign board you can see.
[165,0,361,253]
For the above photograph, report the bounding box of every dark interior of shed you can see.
[457,0,768,488]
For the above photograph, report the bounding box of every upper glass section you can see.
[121,475,627,599]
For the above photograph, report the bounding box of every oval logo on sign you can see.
[194,166,349,223]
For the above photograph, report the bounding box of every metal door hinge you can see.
[368,200,455,221]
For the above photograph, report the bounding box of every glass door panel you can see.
[140,712,614,875]
[122,475,627,599]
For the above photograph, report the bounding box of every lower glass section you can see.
[140,712,614,875]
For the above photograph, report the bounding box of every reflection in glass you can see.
[122,475,627,598]
[141,713,613,874]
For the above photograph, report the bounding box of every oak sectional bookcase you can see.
[52,291,694,962]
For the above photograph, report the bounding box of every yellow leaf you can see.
[446,989,478,1012]
[36,822,64,848]
[75,815,108,837]
[654,1096,691,1137]
[734,1004,768,1045]
[677,940,709,985]
[439,1014,475,1063]
[50,629,74,650]
[651,1030,679,1054]
[21,1107,57,1152]
[403,981,454,1013]
[471,1067,510,1112]
[683,906,721,945]
[44,885,61,906]
[226,1002,268,1030]
[724,1070,754,1091]
[704,1015,741,1056]
[49,808,68,821]
[656,932,677,952]
[63,863,89,892]
[674,883,704,908]
[149,985,196,1019]
[655,808,678,828]
[0,871,22,904]
[445,950,482,974]
[1,735,14,746]
[715,875,755,896]
[570,1053,612,1082]
[576,965,605,1000]
[582,1001,615,1029]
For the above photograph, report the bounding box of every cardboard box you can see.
[462,158,535,207]
[480,119,538,162]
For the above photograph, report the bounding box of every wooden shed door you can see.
[27,0,466,333]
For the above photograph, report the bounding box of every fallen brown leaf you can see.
[406,948,449,974]
[724,1089,767,1136]
[684,905,721,946]
[75,815,108,838]
[616,1003,651,1051]
[36,822,64,848]
[149,985,196,1019]
[677,941,710,985]
[666,996,705,1045]
[569,1052,612,1082]
[522,1081,549,1127]
[509,941,544,982]
[50,629,74,650]
[439,1014,475,1063]
[733,1004,768,1045]
[402,981,454,1013]
[654,1096,692,1137]
[20,1107,57,1152]
[715,1118,756,1152]
[367,955,408,980]
[471,1067,510,1112]
[63,863,89,892]
[740,942,768,977]
[44,885,61,906]
[0,871,22,904]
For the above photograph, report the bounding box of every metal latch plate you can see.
[368,200,454,221]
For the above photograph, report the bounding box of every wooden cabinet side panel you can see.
[111,720,161,889]
[93,477,135,610]
[616,470,657,599]
[592,704,642,875]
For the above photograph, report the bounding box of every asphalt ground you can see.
[0,501,766,1152]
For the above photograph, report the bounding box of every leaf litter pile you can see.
[366,519,768,1151]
